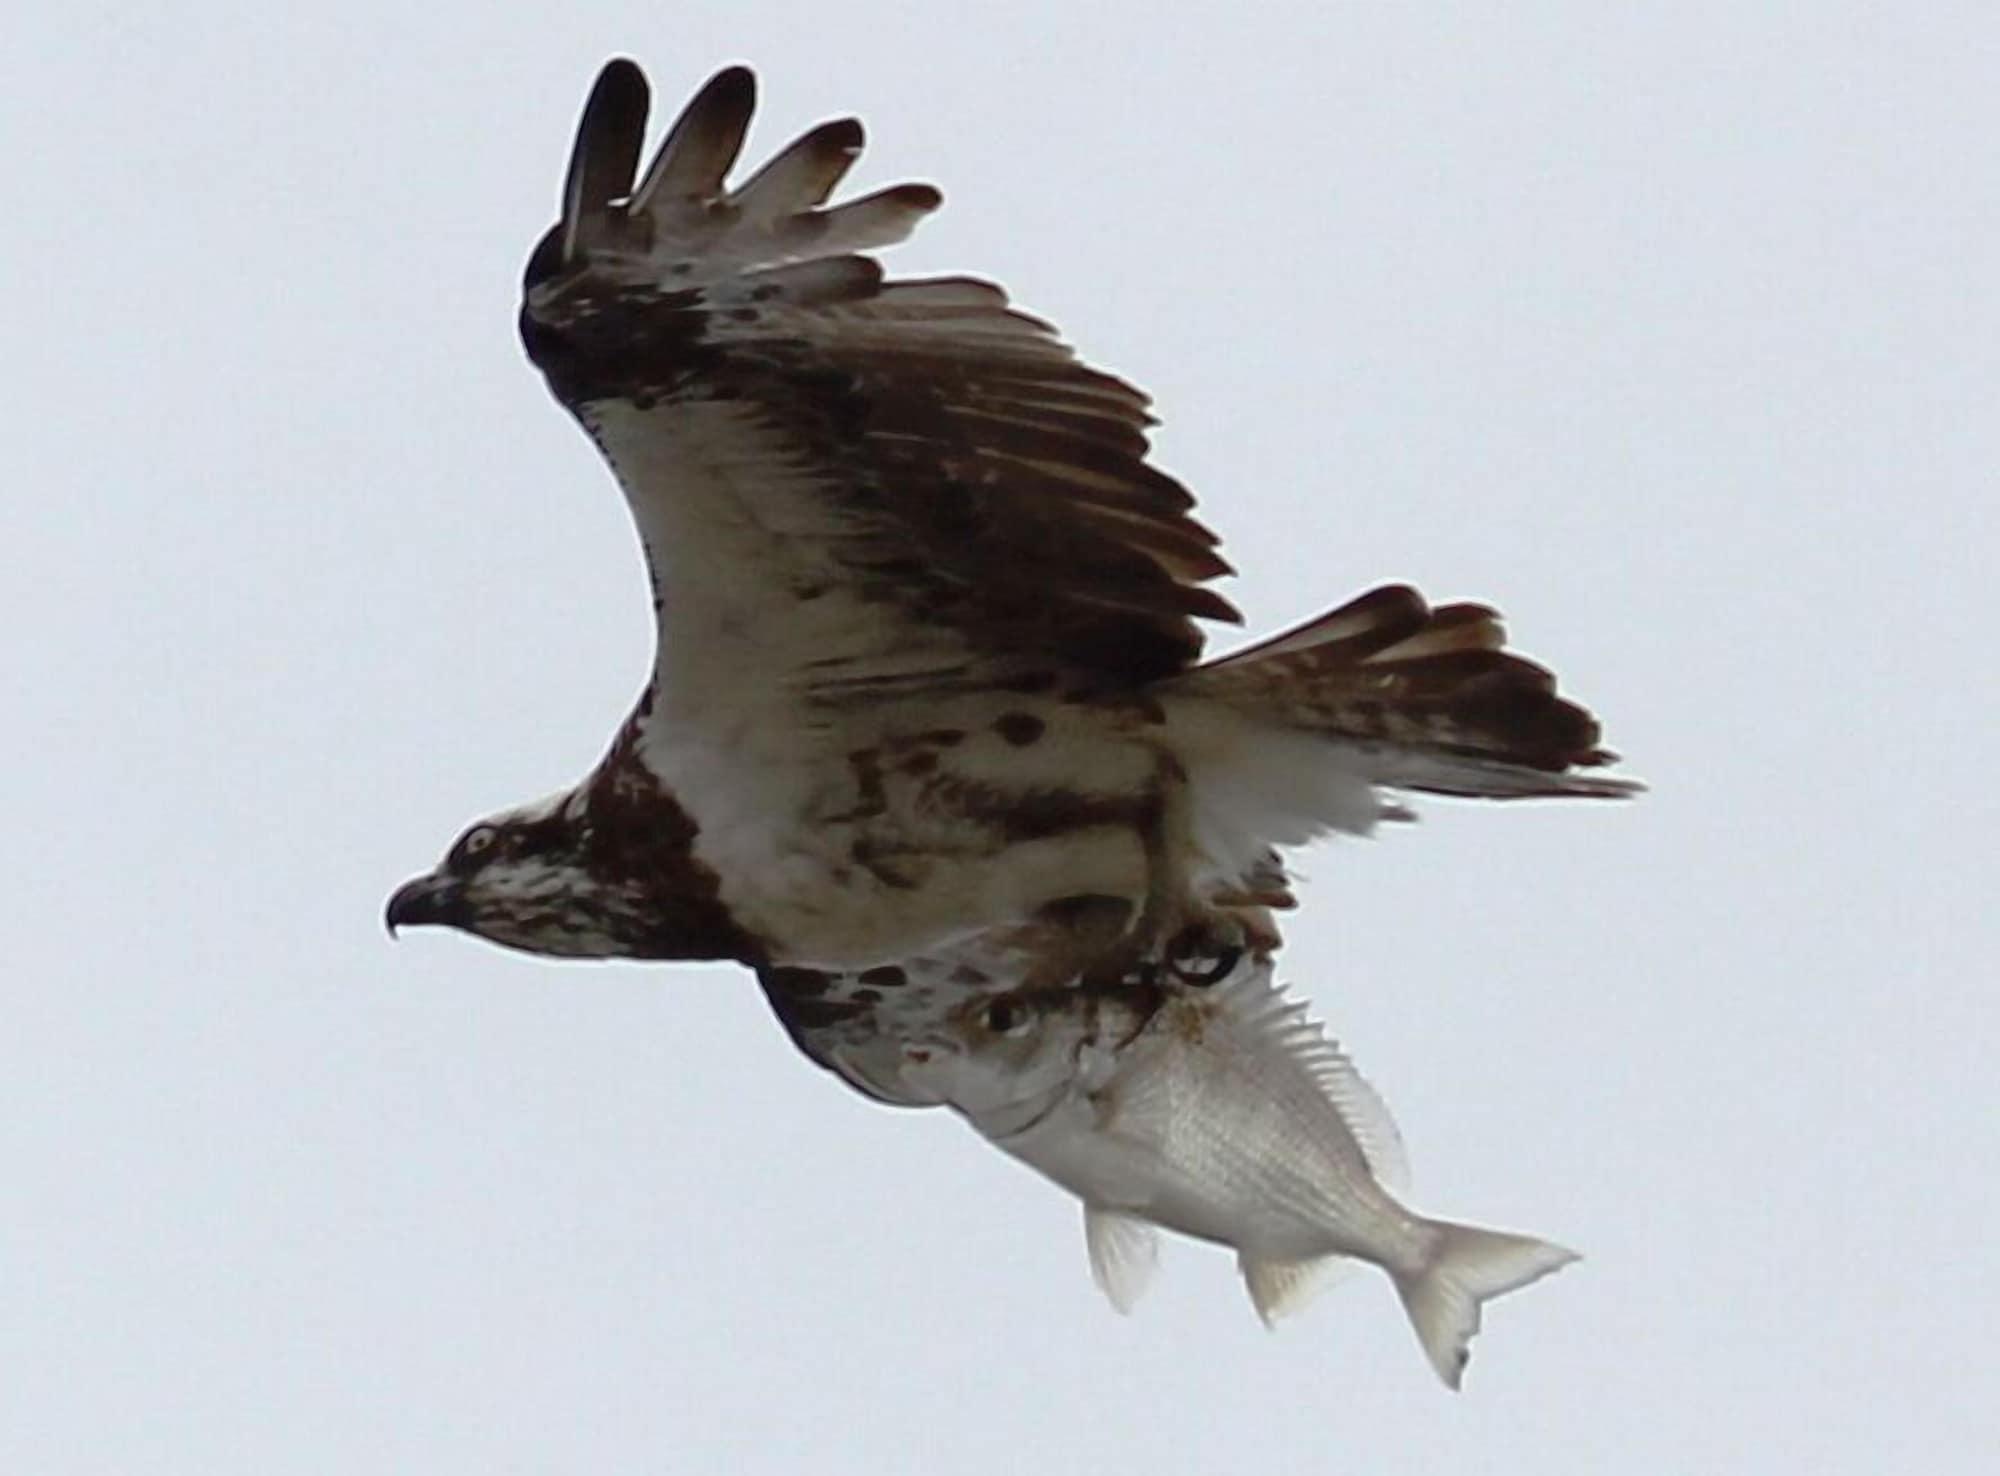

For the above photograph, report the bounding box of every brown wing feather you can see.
[521,61,1238,687]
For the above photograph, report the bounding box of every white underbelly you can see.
[721,820,1148,968]
[637,699,1159,968]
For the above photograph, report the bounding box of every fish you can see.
[896,955,1577,1388]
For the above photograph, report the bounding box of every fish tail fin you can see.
[1391,1224,1578,1390]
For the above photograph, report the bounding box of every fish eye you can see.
[982,998,1031,1036]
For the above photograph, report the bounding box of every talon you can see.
[1170,944,1241,987]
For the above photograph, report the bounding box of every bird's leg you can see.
[1131,766,1189,957]
[1089,752,1211,983]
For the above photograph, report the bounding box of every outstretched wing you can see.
[521,61,1240,716]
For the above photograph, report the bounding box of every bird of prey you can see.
[386,60,1633,1098]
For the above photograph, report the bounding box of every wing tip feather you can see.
[596,56,649,97]
[560,61,651,261]
[686,63,758,133]
[634,64,759,208]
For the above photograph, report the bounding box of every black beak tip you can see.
[384,875,461,938]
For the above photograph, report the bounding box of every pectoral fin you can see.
[1084,1205,1160,1314]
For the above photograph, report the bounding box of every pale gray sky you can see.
[7,4,1995,1472]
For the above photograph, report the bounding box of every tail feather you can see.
[1393,1224,1578,1390]
[1173,583,1638,797]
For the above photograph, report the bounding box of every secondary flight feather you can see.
[385,59,1634,1099]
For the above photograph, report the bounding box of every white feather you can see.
[1166,701,1403,893]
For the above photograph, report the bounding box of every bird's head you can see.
[385,790,751,962]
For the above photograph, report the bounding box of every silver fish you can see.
[898,957,1577,1389]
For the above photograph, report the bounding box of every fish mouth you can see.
[981,1076,1075,1141]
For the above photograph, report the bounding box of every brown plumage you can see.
[521,59,1236,688]
[387,60,1636,1104]
[1177,584,1622,788]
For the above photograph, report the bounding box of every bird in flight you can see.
[386,59,1633,1099]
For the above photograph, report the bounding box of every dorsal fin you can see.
[1208,962,1411,1192]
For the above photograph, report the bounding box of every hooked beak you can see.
[384,873,468,936]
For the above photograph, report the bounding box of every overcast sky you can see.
[7,4,1995,1472]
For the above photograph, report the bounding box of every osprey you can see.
[387,60,1634,1096]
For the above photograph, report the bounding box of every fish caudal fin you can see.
[1392,1224,1578,1390]
[1084,1205,1160,1314]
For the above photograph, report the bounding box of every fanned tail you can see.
[1392,1223,1578,1389]
[1173,583,1639,799]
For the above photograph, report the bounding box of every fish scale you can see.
[899,952,1578,1389]
[1128,1012,1423,1265]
